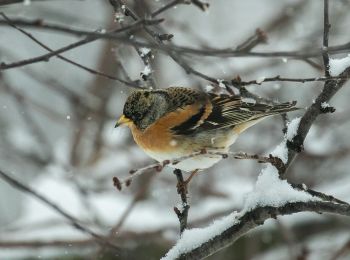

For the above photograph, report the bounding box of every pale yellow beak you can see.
[115,115,132,128]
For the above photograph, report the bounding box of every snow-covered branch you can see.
[163,200,350,260]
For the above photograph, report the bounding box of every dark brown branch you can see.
[173,169,190,235]
[172,201,350,260]
[0,169,121,251]
[323,0,331,77]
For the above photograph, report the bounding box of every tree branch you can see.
[167,201,350,260]
[173,169,190,235]
[232,75,349,86]
[323,0,331,77]
[112,151,281,191]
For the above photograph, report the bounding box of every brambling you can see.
[115,87,297,177]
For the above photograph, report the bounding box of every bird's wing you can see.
[171,92,298,135]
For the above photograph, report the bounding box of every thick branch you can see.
[170,201,350,260]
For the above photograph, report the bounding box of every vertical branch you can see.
[323,0,330,76]
[173,169,190,235]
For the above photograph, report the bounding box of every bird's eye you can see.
[143,92,150,98]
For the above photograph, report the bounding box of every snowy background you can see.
[1,0,350,259]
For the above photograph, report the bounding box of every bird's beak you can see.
[115,115,131,128]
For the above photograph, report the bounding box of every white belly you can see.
[144,148,228,172]
[141,131,240,172]
[170,155,223,172]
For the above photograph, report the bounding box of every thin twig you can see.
[112,151,282,191]
[232,75,350,86]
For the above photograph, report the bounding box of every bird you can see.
[115,86,298,184]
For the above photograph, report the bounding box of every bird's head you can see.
[115,89,169,130]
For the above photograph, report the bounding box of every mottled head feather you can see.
[123,89,169,130]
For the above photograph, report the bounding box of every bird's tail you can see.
[243,100,300,117]
[233,101,300,134]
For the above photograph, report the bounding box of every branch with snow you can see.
[163,200,350,260]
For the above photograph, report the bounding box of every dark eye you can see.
[144,92,150,98]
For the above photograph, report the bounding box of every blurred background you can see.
[0,0,350,259]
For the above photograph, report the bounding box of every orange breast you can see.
[129,103,204,153]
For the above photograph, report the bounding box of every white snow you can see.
[139,48,151,57]
[217,79,226,89]
[321,102,330,109]
[114,12,125,23]
[243,164,318,212]
[270,142,288,163]
[285,117,301,141]
[205,85,214,92]
[270,117,301,164]
[329,54,350,76]
[162,212,240,260]
[141,65,152,76]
